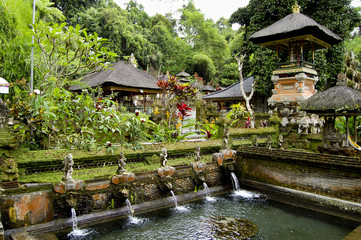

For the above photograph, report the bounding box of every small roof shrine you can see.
[249,2,341,118]
[300,74,361,155]
[176,70,191,83]
[203,76,267,112]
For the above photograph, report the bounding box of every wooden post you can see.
[346,116,349,146]
[300,41,304,67]
[143,94,146,113]
[354,115,357,143]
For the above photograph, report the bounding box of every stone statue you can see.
[279,135,284,149]
[266,135,273,149]
[195,146,201,162]
[252,135,258,147]
[160,148,168,166]
[1,157,19,182]
[62,154,74,181]
[222,126,230,150]
[116,152,127,174]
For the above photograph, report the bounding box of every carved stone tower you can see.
[249,2,341,120]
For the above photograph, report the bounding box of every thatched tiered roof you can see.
[203,76,254,100]
[300,85,361,114]
[249,12,341,50]
[70,61,160,93]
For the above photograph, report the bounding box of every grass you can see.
[12,139,224,164]
[230,126,277,135]
[19,154,214,184]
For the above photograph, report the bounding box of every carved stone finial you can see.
[292,1,301,13]
[336,73,347,86]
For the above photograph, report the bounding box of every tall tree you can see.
[178,1,229,82]
[52,0,102,25]
[78,4,157,69]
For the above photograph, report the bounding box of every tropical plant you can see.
[201,121,219,139]
[146,120,195,143]
[9,82,150,151]
[177,102,192,121]
[226,103,250,120]
[32,21,117,92]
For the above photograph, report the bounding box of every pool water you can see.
[57,191,358,240]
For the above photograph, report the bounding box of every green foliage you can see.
[146,120,195,143]
[226,103,250,120]
[9,84,150,151]
[178,1,230,81]
[77,4,157,69]
[0,3,33,87]
[192,53,216,82]
[201,121,219,139]
[220,62,239,86]
[36,0,65,22]
[32,21,117,91]
[335,116,361,138]
[52,0,103,25]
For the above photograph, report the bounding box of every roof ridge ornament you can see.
[292,1,301,13]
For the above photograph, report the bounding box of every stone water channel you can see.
[55,191,358,240]
[2,146,361,239]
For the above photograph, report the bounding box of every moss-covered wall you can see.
[0,161,231,230]
[237,147,361,203]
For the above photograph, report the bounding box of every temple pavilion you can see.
[69,60,161,113]
[249,2,341,117]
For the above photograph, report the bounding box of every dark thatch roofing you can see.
[249,13,341,47]
[201,85,216,92]
[203,76,254,100]
[300,85,361,114]
[176,71,191,78]
[69,61,160,91]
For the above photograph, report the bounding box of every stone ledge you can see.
[343,225,361,240]
[240,179,361,222]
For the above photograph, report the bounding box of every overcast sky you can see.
[114,0,361,23]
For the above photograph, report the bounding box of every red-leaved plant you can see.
[177,102,192,121]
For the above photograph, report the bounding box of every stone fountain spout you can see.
[53,154,85,215]
[54,154,84,193]
[213,126,237,171]
[111,153,135,198]
[190,146,207,186]
[156,148,176,192]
